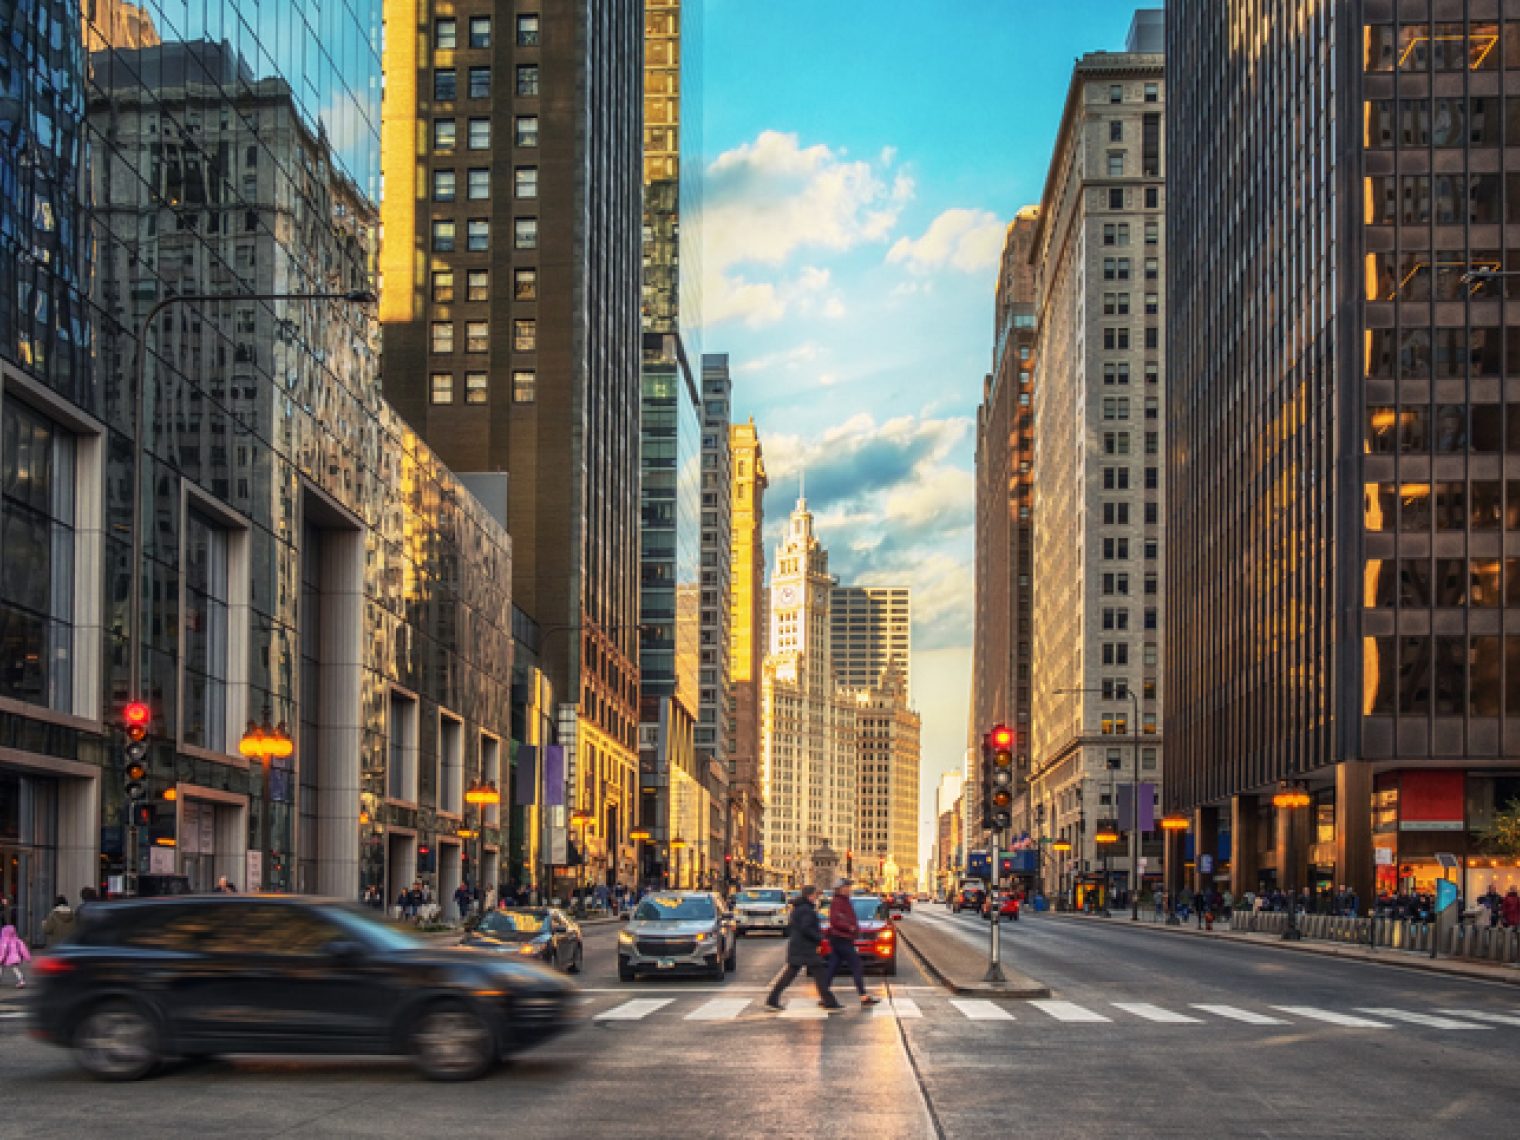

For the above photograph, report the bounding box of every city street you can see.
[1,908,1517,1138]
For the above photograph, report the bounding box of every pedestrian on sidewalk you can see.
[764,885,839,1011]
[41,896,74,946]
[0,922,30,988]
[454,881,473,921]
[1503,887,1520,929]
[821,879,879,1007]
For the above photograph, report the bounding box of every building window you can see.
[1144,186,1159,209]
[467,218,490,251]
[388,690,419,803]
[1109,84,1123,103]
[466,372,489,404]
[467,168,490,200]
[513,370,536,403]
[514,267,538,300]
[1144,326,1159,349]
[439,711,464,816]
[1103,362,1130,385]
[1107,152,1124,176]
[431,218,455,252]
[0,399,78,711]
[432,118,456,151]
[1143,82,1158,103]
[1144,257,1159,281]
[513,318,536,351]
[430,372,454,404]
[468,15,491,48]
[432,169,456,202]
[466,321,489,353]
[1102,502,1129,525]
[515,167,538,198]
[467,270,489,302]
[514,217,538,249]
[1109,120,1123,142]
[1144,606,1158,630]
[1144,501,1158,525]
[435,18,457,50]
[517,65,540,96]
[468,67,491,100]
[516,116,539,147]
[1103,327,1130,350]
[1102,466,1130,490]
[1144,293,1159,315]
[430,322,454,353]
[433,69,456,102]
[1144,221,1159,245]
[1144,466,1159,490]
[467,118,490,149]
[517,14,540,46]
[431,270,454,303]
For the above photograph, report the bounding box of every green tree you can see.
[1478,797,1520,858]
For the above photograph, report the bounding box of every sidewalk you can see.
[1046,909,1520,987]
[895,913,1050,998]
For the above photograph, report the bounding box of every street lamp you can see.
[465,778,501,910]
[1056,685,1144,921]
[1160,814,1190,925]
[1272,781,1311,941]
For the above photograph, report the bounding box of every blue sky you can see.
[695,1,1148,865]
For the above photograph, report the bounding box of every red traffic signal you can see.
[124,701,151,729]
[989,724,1015,749]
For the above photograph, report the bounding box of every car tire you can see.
[409,1002,495,1082]
[710,955,726,980]
[72,1001,162,1082]
[567,945,583,974]
[618,959,635,982]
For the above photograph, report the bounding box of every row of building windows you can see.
[1101,293,1161,315]
[1100,465,1162,490]
[1364,23,1520,73]
[429,319,536,354]
[1364,635,1520,719]
[1101,256,1160,281]
[1366,404,1520,454]
[1099,222,1160,246]
[1106,186,1162,210]
[427,370,537,406]
[1366,327,1520,377]
[1365,481,1520,531]
[1365,557,1520,609]
[1099,537,1160,561]
[1101,501,1161,526]
[1101,326,1161,350]
[1100,361,1161,385]
[1100,572,1160,597]
[1364,98,1520,150]
[431,218,542,251]
[1100,607,1160,630]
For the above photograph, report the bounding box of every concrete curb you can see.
[896,921,1051,999]
[1041,911,1520,987]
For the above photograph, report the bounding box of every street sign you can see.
[1198,854,1213,874]
[1435,879,1458,913]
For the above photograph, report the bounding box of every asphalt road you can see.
[1,908,1517,1139]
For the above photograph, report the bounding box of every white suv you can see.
[733,887,790,935]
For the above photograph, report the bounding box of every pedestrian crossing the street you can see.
[580,992,1520,1033]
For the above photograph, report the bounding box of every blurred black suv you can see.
[27,895,576,1081]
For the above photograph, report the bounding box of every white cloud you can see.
[734,341,823,376]
[703,266,835,329]
[887,207,1007,274]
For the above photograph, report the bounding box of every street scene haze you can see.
[2,0,1520,1137]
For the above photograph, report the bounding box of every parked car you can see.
[462,908,583,972]
[26,895,577,1082]
[732,887,790,936]
[617,891,737,981]
[821,894,900,976]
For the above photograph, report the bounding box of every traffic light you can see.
[123,700,151,800]
[983,723,1015,832]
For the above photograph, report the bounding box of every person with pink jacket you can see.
[0,922,31,988]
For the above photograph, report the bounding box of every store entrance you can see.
[0,770,59,944]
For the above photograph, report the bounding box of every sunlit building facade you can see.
[699,356,734,884]
[1168,2,1520,905]
[729,418,768,881]
[1029,15,1165,902]
[0,1,516,944]
[849,672,921,893]
[831,586,912,693]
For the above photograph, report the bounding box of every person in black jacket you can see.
[763,885,842,1011]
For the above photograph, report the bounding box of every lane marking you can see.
[779,1002,830,1019]
[950,999,1016,1021]
[1355,1008,1488,1030]
[1190,1004,1290,1025]
[1272,1006,1391,1028]
[684,998,750,1021]
[594,998,674,1021]
[879,997,922,1019]
[1436,1009,1520,1028]
[1030,1000,1110,1023]
[1112,1002,1201,1024]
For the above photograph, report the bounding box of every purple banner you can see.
[1117,782,1158,832]
[514,745,538,806]
[542,744,565,806]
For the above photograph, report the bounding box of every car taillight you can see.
[875,928,894,942]
[31,956,74,976]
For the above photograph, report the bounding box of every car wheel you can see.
[710,954,727,980]
[72,1001,161,1081]
[566,943,583,974]
[409,1002,495,1082]
[618,958,635,982]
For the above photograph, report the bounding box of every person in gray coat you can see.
[763,885,842,1011]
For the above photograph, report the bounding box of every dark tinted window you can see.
[215,904,346,955]
[82,904,220,950]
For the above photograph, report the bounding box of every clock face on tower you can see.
[777,584,800,606]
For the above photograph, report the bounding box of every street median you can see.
[895,913,1050,998]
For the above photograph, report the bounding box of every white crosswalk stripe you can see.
[950,999,1016,1021]
[595,998,674,1021]
[1113,1002,1201,1024]
[1272,1006,1391,1029]
[1355,1008,1487,1030]
[1030,1000,1110,1023]
[1190,1004,1289,1025]
[878,997,922,1018]
[1436,1009,1520,1028]
[684,998,750,1021]
[779,1002,830,1019]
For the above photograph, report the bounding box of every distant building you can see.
[849,671,922,893]
[729,419,769,882]
[831,586,911,693]
[698,355,733,885]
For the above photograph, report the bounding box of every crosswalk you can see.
[584,992,1520,1032]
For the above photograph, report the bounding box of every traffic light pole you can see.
[983,826,1006,983]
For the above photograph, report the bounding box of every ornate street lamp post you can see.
[465,778,502,912]
[1272,782,1311,941]
[1160,814,1190,924]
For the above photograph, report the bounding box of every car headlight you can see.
[617,930,635,945]
[693,930,712,942]
[519,942,545,955]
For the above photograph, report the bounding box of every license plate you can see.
[657,958,675,969]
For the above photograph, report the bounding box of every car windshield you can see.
[476,911,547,940]
[326,903,428,953]
[635,895,716,922]
[851,897,887,921]
[737,889,786,904]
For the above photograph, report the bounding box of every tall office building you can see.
[849,671,922,893]
[761,499,856,884]
[830,587,912,693]
[729,419,769,882]
[1168,4,1520,905]
[973,207,1041,848]
[380,2,644,887]
[699,356,734,882]
[1028,13,1165,904]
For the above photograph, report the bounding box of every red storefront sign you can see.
[1398,770,1465,831]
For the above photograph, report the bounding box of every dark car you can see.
[462,908,583,972]
[821,894,900,976]
[27,895,576,1082]
[885,892,912,913]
